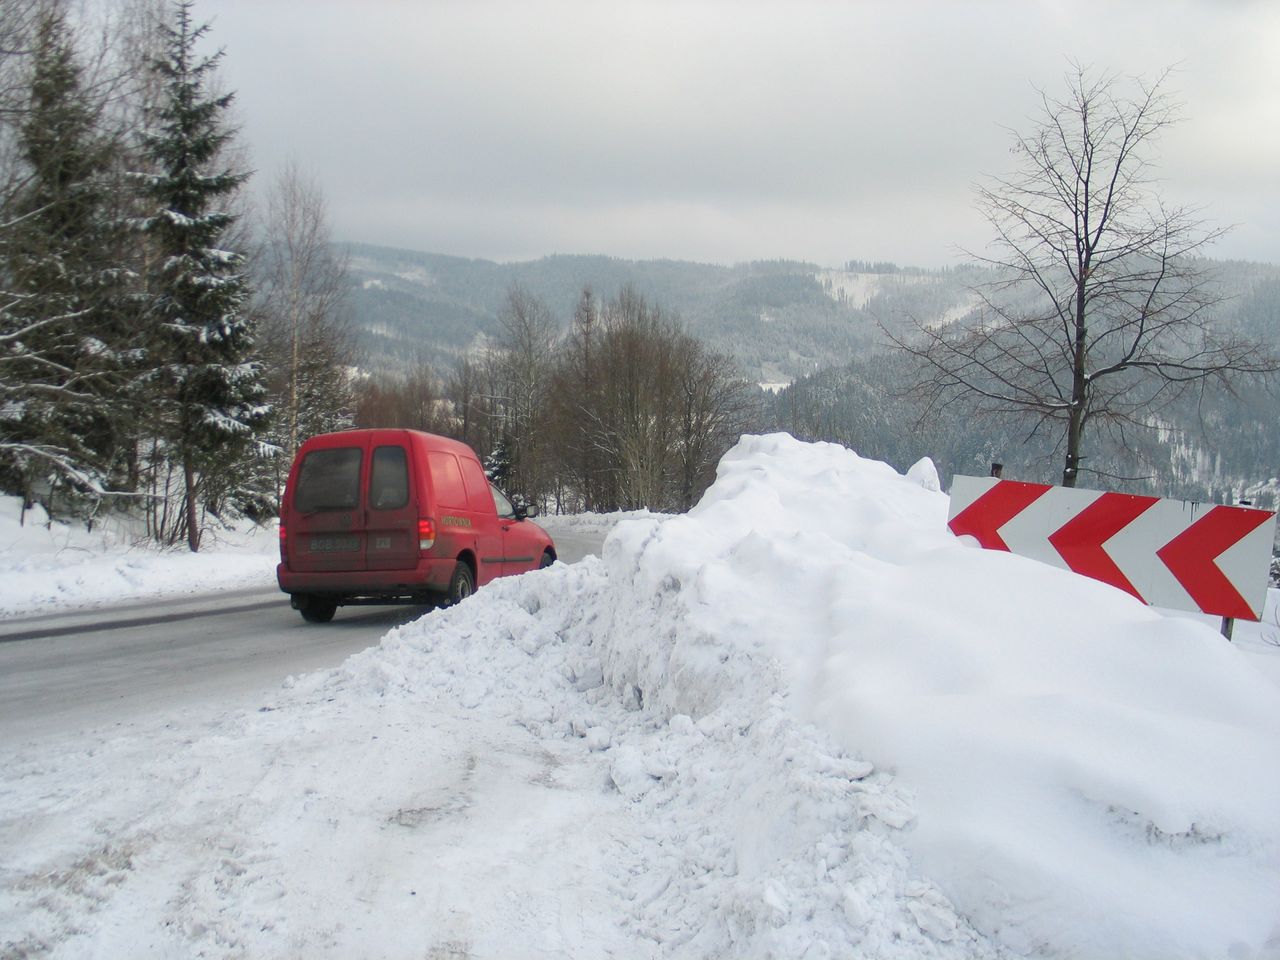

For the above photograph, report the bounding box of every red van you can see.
[276,429,556,622]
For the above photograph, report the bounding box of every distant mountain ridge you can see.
[341,242,1280,503]
[341,242,987,385]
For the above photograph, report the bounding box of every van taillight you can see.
[278,521,287,560]
[418,518,436,551]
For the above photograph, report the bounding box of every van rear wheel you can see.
[445,562,474,606]
[297,595,337,623]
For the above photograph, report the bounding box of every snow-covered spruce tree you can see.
[132,1,268,550]
[0,7,133,516]
[483,437,513,488]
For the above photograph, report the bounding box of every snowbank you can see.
[538,508,655,536]
[0,496,278,616]
[595,434,1280,957]
[3,435,1278,958]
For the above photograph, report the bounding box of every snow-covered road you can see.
[0,522,607,745]
[0,589,419,742]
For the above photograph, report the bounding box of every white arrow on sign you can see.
[948,475,1276,621]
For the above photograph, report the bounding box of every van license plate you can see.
[310,535,359,553]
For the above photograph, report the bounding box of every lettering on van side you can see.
[440,516,472,528]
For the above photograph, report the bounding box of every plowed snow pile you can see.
[3,433,1278,959]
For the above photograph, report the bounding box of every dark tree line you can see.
[542,285,758,512]
[353,285,761,514]
[0,0,354,548]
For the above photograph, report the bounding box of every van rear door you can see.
[287,432,420,574]
[364,440,418,571]
[288,439,369,572]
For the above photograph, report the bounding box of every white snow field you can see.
[3,433,1279,958]
[0,498,278,618]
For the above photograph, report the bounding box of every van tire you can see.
[539,551,555,569]
[445,562,474,606]
[298,595,338,623]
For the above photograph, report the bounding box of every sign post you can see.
[948,476,1277,624]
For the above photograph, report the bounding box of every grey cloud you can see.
[210,0,1280,267]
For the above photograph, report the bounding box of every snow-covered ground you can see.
[3,434,1279,958]
[0,499,279,618]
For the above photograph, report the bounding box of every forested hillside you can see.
[344,244,1280,504]
[344,243,981,386]
[795,259,1280,506]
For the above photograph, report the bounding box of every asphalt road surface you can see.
[0,527,606,745]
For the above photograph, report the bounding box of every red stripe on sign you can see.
[1047,492,1158,600]
[949,480,1052,551]
[1156,506,1273,620]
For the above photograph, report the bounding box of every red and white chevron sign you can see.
[948,476,1277,621]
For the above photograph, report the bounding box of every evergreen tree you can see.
[133,0,267,550]
[0,7,131,511]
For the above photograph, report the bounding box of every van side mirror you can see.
[514,502,539,520]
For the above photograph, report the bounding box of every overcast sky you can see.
[204,0,1280,269]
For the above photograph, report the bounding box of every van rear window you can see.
[370,446,409,510]
[295,447,362,513]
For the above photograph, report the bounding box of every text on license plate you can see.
[310,535,359,553]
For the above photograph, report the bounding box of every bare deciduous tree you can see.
[672,336,756,511]
[891,65,1278,487]
[596,286,677,510]
[353,361,453,435]
[535,284,756,513]
[491,285,558,502]
[444,356,485,449]
[257,159,354,466]
[546,286,606,510]
[0,0,39,128]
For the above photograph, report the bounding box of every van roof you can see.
[300,429,481,460]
